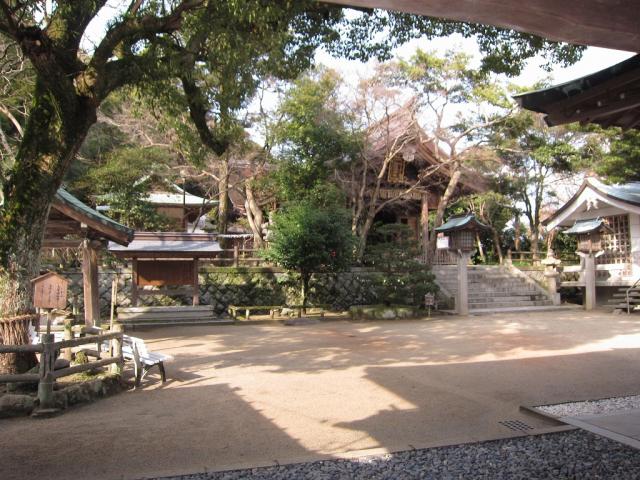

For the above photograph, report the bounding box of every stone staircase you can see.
[608,282,640,313]
[432,265,555,313]
[117,305,234,328]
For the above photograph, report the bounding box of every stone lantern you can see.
[436,214,489,315]
[563,218,611,310]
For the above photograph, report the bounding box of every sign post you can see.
[31,272,70,333]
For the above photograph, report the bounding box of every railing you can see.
[625,278,640,314]
[204,247,267,267]
[0,325,124,410]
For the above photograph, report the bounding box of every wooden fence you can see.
[0,325,124,410]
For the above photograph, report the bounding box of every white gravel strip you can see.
[152,430,640,480]
[537,395,640,417]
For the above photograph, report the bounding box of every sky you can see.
[82,3,636,91]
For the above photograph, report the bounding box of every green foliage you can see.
[265,203,353,276]
[264,200,354,306]
[85,147,171,230]
[270,69,361,203]
[364,224,438,306]
[585,128,640,183]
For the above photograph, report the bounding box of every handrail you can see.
[625,277,640,314]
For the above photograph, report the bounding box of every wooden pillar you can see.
[456,252,470,316]
[131,258,139,307]
[192,258,200,306]
[82,239,100,327]
[420,193,429,262]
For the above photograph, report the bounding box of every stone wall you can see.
[516,266,549,289]
[60,267,404,318]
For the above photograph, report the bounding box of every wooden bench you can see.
[227,305,285,321]
[122,335,173,387]
[228,304,330,321]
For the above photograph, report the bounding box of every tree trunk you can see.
[428,165,462,262]
[244,184,264,248]
[491,227,504,264]
[0,82,95,374]
[476,232,486,263]
[300,272,310,312]
[356,209,377,263]
[217,157,230,235]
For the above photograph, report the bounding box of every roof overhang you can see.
[436,213,489,233]
[51,189,134,246]
[325,1,640,52]
[543,178,640,230]
[563,218,611,235]
[108,232,222,259]
[514,55,640,130]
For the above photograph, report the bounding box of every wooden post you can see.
[192,259,200,306]
[82,239,100,328]
[38,334,55,410]
[420,193,429,263]
[131,258,139,307]
[110,324,124,376]
[62,318,73,362]
[233,245,240,268]
[456,251,470,316]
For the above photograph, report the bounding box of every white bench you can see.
[123,335,173,386]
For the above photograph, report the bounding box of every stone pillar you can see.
[542,250,562,306]
[456,251,470,316]
[577,251,597,310]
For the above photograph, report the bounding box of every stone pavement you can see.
[2,308,640,480]
[562,409,640,449]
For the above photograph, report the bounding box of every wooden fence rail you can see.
[0,325,124,410]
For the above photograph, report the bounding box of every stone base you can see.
[349,305,420,320]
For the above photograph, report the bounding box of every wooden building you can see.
[44,188,134,326]
[361,104,486,259]
[543,177,640,287]
[108,232,222,306]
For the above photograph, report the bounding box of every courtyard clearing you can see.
[2,309,640,480]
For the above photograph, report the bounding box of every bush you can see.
[364,224,438,307]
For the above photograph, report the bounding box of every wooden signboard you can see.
[136,260,196,286]
[32,272,69,309]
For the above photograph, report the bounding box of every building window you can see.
[598,214,631,269]
[387,156,405,183]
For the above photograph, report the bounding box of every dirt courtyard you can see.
[3,309,640,480]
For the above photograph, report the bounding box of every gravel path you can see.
[537,395,640,417]
[154,430,640,480]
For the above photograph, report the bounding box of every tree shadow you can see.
[0,383,322,480]
[137,311,640,377]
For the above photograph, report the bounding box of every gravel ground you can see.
[537,395,640,417]
[154,430,640,480]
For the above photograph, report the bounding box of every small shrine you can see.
[43,189,134,326]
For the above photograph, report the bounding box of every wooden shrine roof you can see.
[326,0,640,52]
[515,55,640,130]
[44,189,134,248]
[108,232,223,259]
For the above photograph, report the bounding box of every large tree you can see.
[0,1,583,373]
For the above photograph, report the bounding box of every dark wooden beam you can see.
[549,94,640,125]
[325,0,640,52]
[41,239,82,248]
[82,239,100,328]
[544,69,640,117]
[50,202,131,246]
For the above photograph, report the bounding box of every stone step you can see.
[122,318,234,328]
[469,300,554,309]
[468,294,549,301]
